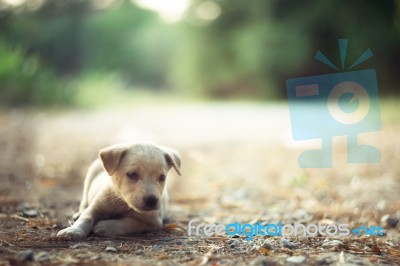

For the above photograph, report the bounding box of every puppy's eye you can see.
[127,172,139,182]
[159,174,166,182]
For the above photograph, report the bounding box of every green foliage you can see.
[80,2,179,88]
[0,40,73,107]
[171,3,312,98]
[71,71,125,107]
[0,0,399,106]
[171,0,400,98]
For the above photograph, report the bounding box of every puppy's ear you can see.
[99,145,127,176]
[161,146,181,176]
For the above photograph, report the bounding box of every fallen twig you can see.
[0,213,30,222]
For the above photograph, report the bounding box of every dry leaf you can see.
[258,247,272,255]
[368,256,379,263]
[371,244,381,254]
[164,223,187,234]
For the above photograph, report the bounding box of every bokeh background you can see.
[0,0,399,106]
[0,0,400,265]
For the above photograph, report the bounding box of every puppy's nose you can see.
[143,194,158,209]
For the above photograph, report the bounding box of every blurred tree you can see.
[0,40,72,106]
[80,1,179,88]
[172,0,400,98]
[1,0,90,75]
[0,0,178,106]
[0,0,399,106]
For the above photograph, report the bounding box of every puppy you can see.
[57,141,181,240]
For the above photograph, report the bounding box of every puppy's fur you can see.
[57,142,181,240]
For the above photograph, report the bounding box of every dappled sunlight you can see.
[1,0,25,7]
[134,0,190,23]
[195,1,221,22]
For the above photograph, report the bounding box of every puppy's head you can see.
[99,142,181,213]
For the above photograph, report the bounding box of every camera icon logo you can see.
[286,39,382,168]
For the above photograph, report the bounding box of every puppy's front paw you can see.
[72,211,81,221]
[57,227,86,240]
[93,220,124,236]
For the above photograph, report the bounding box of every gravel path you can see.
[0,102,399,265]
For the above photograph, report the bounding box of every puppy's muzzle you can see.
[141,194,159,210]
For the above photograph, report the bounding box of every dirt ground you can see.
[0,102,399,265]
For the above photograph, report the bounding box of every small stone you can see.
[228,240,240,248]
[22,209,38,217]
[36,252,49,262]
[105,246,118,253]
[76,254,88,259]
[316,253,336,265]
[322,240,344,248]
[18,203,32,211]
[281,239,298,249]
[16,250,34,262]
[286,256,306,264]
[71,243,91,249]
[262,240,273,250]
[152,244,161,251]
[134,249,144,255]
[250,256,275,266]
[381,214,398,228]
[174,251,186,256]
[90,255,100,260]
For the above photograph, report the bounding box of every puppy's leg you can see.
[58,207,97,240]
[73,159,104,220]
[93,216,162,236]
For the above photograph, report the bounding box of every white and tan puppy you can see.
[57,142,181,240]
